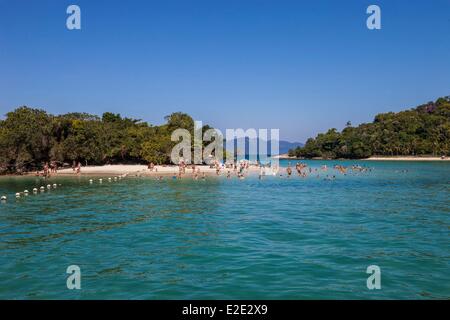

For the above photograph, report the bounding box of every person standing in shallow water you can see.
[286,162,292,178]
[43,162,49,177]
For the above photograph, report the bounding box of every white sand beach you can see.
[274,154,449,161]
[55,164,261,177]
[57,164,148,176]
[365,156,449,161]
[272,154,296,159]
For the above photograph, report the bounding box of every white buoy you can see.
[1,195,7,201]
[89,179,93,184]
[40,186,45,192]
[47,184,51,189]
[24,190,29,195]
[108,177,112,182]
[99,178,103,183]
[114,177,117,181]
[53,184,57,188]
[15,192,21,198]
[33,188,38,193]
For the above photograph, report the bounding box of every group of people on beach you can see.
[35,160,81,178]
[153,159,372,182]
[35,161,60,178]
[33,158,371,182]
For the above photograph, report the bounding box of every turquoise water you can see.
[0,160,449,299]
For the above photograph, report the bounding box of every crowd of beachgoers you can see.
[31,158,373,181]
[0,159,376,202]
[161,159,373,181]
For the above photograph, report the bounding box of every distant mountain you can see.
[228,138,303,156]
[279,141,304,154]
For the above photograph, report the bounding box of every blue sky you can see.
[0,0,449,141]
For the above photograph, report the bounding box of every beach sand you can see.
[365,156,449,161]
[274,154,449,161]
[55,164,260,177]
[33,156,450,177]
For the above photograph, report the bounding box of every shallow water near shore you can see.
[0,160,449,299]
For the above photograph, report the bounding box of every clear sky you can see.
[1,0,449,141]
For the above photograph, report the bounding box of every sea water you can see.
[0,160,448,299]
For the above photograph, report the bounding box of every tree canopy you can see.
[289,96,450,159]
[0,107,209,173]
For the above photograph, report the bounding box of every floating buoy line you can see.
[1,174,127,203]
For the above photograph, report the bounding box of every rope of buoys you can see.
[1,173,129,205]
[0,181,66,204]
[91,176,125,185]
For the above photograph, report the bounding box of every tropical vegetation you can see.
[0,107,211,174]
[289,96,450,159]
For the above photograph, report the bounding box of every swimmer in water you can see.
[286,166,292,178]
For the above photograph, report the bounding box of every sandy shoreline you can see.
[275,154,449,161]
[52,164,261,177]
[12,156,448,178]
[365,156,449,161]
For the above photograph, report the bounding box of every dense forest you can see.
[0,107,213,174]
[289,96,450,159]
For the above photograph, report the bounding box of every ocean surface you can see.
[0,160,448,299]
